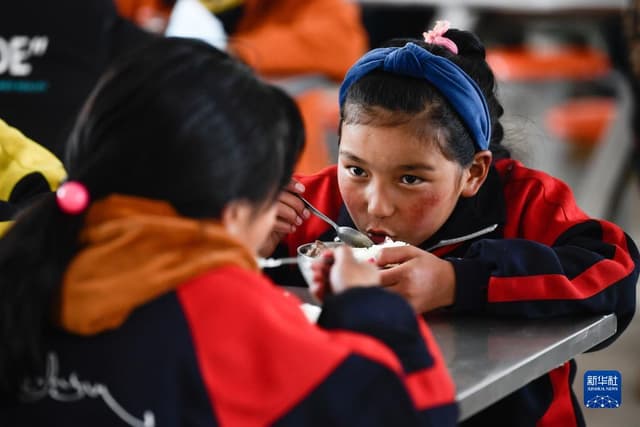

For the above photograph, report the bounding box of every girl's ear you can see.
[461,150,493,197]
[221,199,253,238]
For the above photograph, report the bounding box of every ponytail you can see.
[0,192,85,398]
[443,29,509,159]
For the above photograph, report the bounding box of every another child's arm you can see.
[310,246,458,424]
[317,288,458,425]
[180,266,458,426]
[310,245,380,300]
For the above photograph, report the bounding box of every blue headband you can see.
[339,42,491,151]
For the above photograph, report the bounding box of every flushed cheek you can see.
[397,194,447,241]
[404,200,431,222]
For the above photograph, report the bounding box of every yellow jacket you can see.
[0,119,66,235]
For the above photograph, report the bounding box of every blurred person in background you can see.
[116,0,369,174]
[116,0,367,80]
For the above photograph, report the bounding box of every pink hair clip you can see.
[423,20,458,55]
[56,181,90,215]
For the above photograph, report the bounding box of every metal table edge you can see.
[456,313,617,421]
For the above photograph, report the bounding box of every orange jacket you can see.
[229,0,368,81]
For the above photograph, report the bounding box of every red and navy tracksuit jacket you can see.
[268,158,639,427]
[1,267,457,426]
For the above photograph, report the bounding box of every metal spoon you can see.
[258,257,299,268]
[296,195,374,248]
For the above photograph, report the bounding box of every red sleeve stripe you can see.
[489,225,635,302]
[405,319,456,409]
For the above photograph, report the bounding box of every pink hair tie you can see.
[56,181,90,215]
[423,20,458,55]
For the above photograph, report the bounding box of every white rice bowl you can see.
[296,238,408,288]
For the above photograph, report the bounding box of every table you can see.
[282,286,617,421]
[427,312,616,420]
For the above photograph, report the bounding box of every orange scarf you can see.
[60,195,258,335]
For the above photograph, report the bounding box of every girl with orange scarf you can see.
[0,37,456,426]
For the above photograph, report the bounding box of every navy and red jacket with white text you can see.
[1,267,457,427]
[268,159,639,427]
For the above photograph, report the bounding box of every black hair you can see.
[0,36,304,397]
[340,29,509,166]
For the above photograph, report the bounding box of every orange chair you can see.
[486,46,611,82]
[293,88,341,175]
[486,42,632,220]
[544,97,617,147]
[487,44,617,156]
